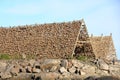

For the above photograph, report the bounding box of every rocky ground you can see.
[0,59,120,80]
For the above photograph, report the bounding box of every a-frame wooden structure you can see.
[73,19,95,58]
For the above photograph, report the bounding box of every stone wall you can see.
[0,19,116,60]
[90,35,116,60]
[0,21,82,59]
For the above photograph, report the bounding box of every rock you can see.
[109,65,120,77]
[40,72,59,80]
[50,65,58,72]
[19,67,26,73]
[67,60,73,68]
[109,65,120,72]
[60,59,68,68]
[98,59,109,70]
[10,65,20,76]
[28,59,36,67]
[32,67,41,73]
[5,64,15,72]
[13,73,32,80]
[84,76,96,80]
[68,66,76,73]
[59,67,67,74]
[0,62,7,67]
[19,61,28,68]
[79,70,86,75]
[95,69,109,76]
[103,70,109,74]
[58,75,64,79]
[40,64,52,72]
[26,66,32,73]
[1,59,120,80]
[0,62,7,72]
[43,59,60,65]
[115,61,120,65]
[71,60,84,68]
[40,59,60,72]
[96,76,120,80]
[21,53,26,59]
[82,64,96,74]
[33,61,40,69]
[0,72,12,79]
[75,68,80,74]
[62,72,71,78]
[71,74,82,80]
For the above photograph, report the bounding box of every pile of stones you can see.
[0,59,120,80]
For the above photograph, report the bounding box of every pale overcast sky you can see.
[0,0,120,59]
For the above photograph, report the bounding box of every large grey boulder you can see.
[60,59,68,69]
[98,59,109,70]
[40,59,60,72]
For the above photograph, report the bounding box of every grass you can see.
[26,54,36,60]
[10,54,22,60]
[0,54,10,60]
[77,55,88,61]
[67,55,74,59]
[0,53,36,60]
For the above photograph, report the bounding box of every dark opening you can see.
[74,43,95,58]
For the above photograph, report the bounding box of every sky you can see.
[0,0,120,59]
